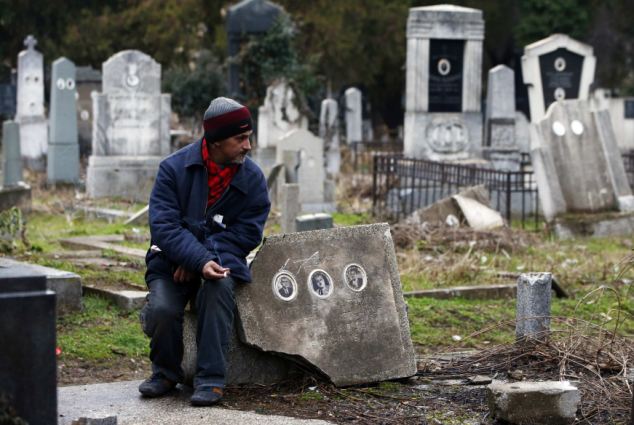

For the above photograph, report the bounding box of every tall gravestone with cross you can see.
[404,5,484,161]
[48,57,79,184]
[86,50,171,201]
[522,34,596,123]
[15,35,48,170]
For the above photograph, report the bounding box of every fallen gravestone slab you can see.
[236,223,417,386]
[451,194,504,230]
[0,257,81,314]
[487,380,580,425]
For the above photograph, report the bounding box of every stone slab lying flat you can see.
[404,284,516,300]
[237,223,417,386]
[0,257,81,314]
[82,286,147,311]
[58,380,331,425]
[487,380,580,425]
[59,235,146,259]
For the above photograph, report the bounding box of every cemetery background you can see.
[0,1,633,424]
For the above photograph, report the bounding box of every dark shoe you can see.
[190,386,224,406]
[138,373,177,398]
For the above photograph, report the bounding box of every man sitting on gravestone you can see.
[139,97,270,406]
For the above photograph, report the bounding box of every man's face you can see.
[280,277,291,289]
[214,130,252,164]
[316,275,325,288]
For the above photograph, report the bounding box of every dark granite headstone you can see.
[428,39,464,113]
[539,47,584,113]
[0,267,56,425]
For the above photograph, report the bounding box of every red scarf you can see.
[201,139,239,207]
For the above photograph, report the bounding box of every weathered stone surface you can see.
[452,194,504,230]
[15,35,48,168]
[552,211,634,239]
[345,88,362,143]
[0,184,31,212]
[516,273,552,340]
[182,311,304,386]
[487,380,580,425]
[405,185,490,225]
[72,416,118,425]
[236,223,416,386]
[257,80,308,148]
[87,50,171,200]
[82,286,147,311]
[2,120,22,186]
[48,57,79,184]
[530,99,634,222]
[0,257,82,314]
[319,98,340,176]
[281,183,300,234]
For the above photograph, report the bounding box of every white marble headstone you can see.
[15,35,48,168]
[87,50,171,200]
[319,98,340,176]
[257,79,308,148]
[344,87,362,144]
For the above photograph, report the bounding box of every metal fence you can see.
[371,155,539,227]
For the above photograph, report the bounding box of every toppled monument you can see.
[235,223,417,386]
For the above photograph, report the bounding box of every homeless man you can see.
[138,97,271,406]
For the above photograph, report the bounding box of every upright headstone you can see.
[0,268,56,425]
[345,87,362,143]
[15,35,48,169]
[226,0,286,98]
[275,129,327,211]
[516,273,552,340]
[0,70,17,118]
[404,5,484,161]
[87,50,171,201]
[530,99,634,221]
[319,98,340,175]
[2,120,22,186]
[522,34,596,123]
[48,57,79,184]
[257,80,308,148]
[484,65,520,171]
[280,183,300,234]
[75,66,102,156]
[236,223,417,386]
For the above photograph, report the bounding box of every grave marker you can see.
[15,35,48,169]
[87,50,171,201]
[344,87,362,143]
[235,224,417,386]
[319,98,340,176]
[257,80,308,148]
[404,5,484,161]
[2,120,22,186]
[48,57,80,184]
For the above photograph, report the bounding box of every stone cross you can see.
[48,57,79,184]
[345,87,362,143]
[319,98,340,176]
[24,35,37,50]
[516,273,552,340]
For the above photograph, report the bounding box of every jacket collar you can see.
[185,138,250,195]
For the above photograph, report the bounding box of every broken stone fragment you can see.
[487,380,580,425]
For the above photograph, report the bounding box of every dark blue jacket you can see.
[145,139,271,284]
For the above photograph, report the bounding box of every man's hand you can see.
[173,266,197,283]
[202,260,230,280]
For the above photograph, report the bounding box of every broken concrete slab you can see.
[59,235,146,259]
[0,257,81,314]
[0,183,32,213]
[182,311,304,386]
[236,223,417,386]
[451,194,504,230]
[405,185,493,226]
[57,380,331,425]
[487,380,580,425]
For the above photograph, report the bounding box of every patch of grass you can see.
[57,295,149,360]
[298,390,325,402]
[332,212,372,227]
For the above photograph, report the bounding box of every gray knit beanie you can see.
[203,97,253,142]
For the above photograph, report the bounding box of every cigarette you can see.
[223,271,228,278]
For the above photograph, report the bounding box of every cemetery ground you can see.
[7,183,633,425]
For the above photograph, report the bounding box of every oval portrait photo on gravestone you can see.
[343,263,367,292]
[272,271,298,302]
[308,269,333,299]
